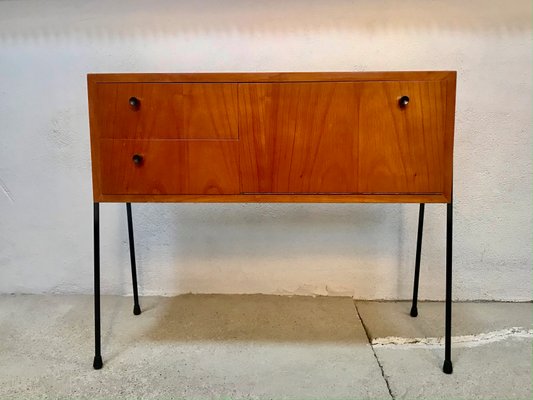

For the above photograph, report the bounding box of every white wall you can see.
[0,0,531,301]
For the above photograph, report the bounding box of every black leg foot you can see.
[93,203,103,370]
[93,355,103,370]
[133,304,141,315]
[443,201,453,375]
[410,306,418,317]
[442,359,453,374]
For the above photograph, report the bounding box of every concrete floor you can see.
[0,295,530,399]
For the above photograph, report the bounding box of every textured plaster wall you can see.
[0,0,531,300]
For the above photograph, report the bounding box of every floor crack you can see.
[0,176,14,203]
[354,301,395,400]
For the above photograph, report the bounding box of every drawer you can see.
[357,81,446,193]
[99,139,240,195]
[94,83,238,140]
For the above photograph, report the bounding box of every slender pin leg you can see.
[443,202,453,374]
[126,203,141,315]
[93,203,103,370]
[410,203,425,317]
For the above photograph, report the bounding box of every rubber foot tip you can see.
[442,359,453,374]
[93,355,103,370]
[133,304,141,315]
[410,306,418,317]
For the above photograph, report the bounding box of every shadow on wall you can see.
[0,0,530,41]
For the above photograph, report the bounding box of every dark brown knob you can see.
[129,97,140,110]
[398,96,410,108]
[132,154,143,165]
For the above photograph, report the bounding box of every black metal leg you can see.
[126,203,141,315]
[443,202,453,374]
[93,203,103,370]
[410,203,425,317]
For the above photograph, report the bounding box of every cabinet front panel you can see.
[89,73,454,201]
[95,83,239,140]
[239,83,359,193]
[357,81,446,193]
[99,139,240,195]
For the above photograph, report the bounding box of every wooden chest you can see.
[88,72,456,204]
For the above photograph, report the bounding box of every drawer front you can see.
[357,81,446,193]
[94,83,238,140]
[239,82,359,193]
[239,80,447,195]
[99,140,240,195]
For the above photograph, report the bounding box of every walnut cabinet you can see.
[87,72,457,374]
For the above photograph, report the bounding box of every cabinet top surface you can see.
[88,71,456,83]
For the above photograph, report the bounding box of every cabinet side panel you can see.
[87,76,102,201]
[443,73,457,202]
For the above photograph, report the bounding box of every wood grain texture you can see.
[239,82,359,193]
[357,81,446,193]
[88,71,453,84]
[87,72,456,203]
[95,83,238,139]
[443,72,457,202]
[95,193,449,203]
[87,75,102,200]
[99,139,240,195]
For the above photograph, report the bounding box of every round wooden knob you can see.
[132,154,143,165]
[129,97,140,109]
[398,96,410,108]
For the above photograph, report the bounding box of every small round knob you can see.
[132,154,143,165]
[398,96,410,108]
[129,97,140,109]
